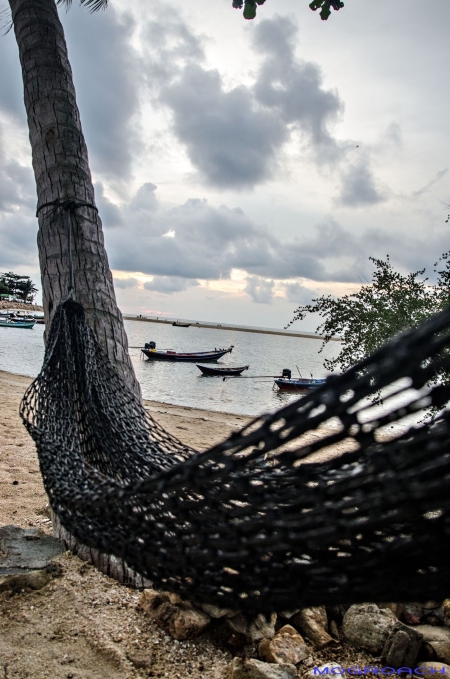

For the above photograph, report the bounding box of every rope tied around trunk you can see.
[36,199,98,298]
[20,296,450,611]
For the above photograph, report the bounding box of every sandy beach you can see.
[0,370,249,679]
[0,370,253,531]
[0,367,352,530]
[0,366,351,525]
[0,369,357,679]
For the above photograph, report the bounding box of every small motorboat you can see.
[197,364,249,376]
[274,368,325,391]
[141,341,234,362]
[275,377,326,391]
[172,321,191,327]
[0,318,36,329]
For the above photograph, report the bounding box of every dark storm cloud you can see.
[60,4,141,181]
[0,122,34,213]
[0,159,34,213]
[129,182,158,213]
[0,210,38,269]
[157,15,345,188]
[1,3,385,207]
[108,197,250,279]
[140,4,205,89]
[284,281,317,304]
[0,3,145,185]
[252,16,344,163]
[244,276,275,304]
[94,183,123,227]
[144,276,200,294]
[0,128,37,269]
[103,186,351,282]
[338,159,386,207]
[291,218,358,260]
[105,184,450,286]
[1,1,390,215]
[150,12,391,202]
[0,29,26,121]
[350,227,449,280]
[160,66,287,188]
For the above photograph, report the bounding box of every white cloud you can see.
[244,276,275,304]
[144,276,200,294]
[113,276,139,288]
[1,0,449,328]
[338,159,386,207]
[284,281,316,304]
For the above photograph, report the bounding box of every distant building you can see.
[0,294,30,303]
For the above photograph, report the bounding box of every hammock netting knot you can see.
[20,299,450,611]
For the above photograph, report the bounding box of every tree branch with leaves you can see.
[0,272,38,302]
[286,255,449,375]
[232,0,344,21]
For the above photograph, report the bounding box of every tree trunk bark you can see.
[9,0,146,585]
[52,513,152,589]
[9,0,140,399]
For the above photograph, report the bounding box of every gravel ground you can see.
[0,369,370,679]
[0,552,231,679]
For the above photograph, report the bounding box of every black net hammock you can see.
[19,298,450,612]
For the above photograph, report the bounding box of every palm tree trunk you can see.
[9,0,146,586]
[9,0,140,399]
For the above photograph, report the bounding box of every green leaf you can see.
[243,1,257,19]
[320,4,332,20]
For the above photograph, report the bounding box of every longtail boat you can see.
[197,364,249,376]
[141,343,234,362]
[0,319,36,329]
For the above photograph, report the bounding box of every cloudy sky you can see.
[0,0,449,330]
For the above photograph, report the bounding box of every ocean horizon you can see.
[122,313,340,341]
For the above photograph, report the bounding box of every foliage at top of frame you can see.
[232,0,344,21]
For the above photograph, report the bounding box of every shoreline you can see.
[123,314,341,340]
[0,367,348,543]
[0,367,256,419]
[0,369,253,465]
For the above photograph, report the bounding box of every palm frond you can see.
[0,2,13,35]
[56,0,109,13]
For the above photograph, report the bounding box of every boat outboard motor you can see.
[282,368,292,380]
[144,341,156,350]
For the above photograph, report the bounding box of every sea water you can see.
[0,320,339,416]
